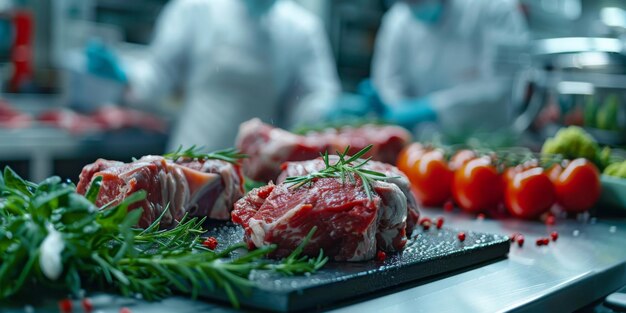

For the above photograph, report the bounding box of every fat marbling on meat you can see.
[76,155,244,228]
[232,158,419,262]
[236,118,411,182]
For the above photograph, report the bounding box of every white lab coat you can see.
[125,0,340,151]
[372,0,528,134]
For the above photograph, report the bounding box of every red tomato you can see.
[449,149,476,171]
[503,166,521,185]
[452,157,503,213]
[397,143,426,174]
[554,158,601,213]
[505,167,556,219]
[545,163,563,183]
[408,150,453,207]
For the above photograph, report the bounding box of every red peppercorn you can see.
[477,213,486,220]
[58,299,72,313]
[81,298,93,313]
[457,232,466,242]
[120,307,132,313]
[443,201,454,212]
[422,221,431,231]
[516,235,524,247]
[536,238,550,246]
[546,215,556,226]
[203,237,218,250]
[420,217,432,231]
[550,231,559,242]
[509,233,519,242]
[435,217,444,229]
[376,251,387,261]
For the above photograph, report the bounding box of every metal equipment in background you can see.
[512,37,626,146]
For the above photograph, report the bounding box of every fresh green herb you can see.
[0,167,325,307]
[243,177,266,193]
[283,145,397,200]
[164,145,247,164]
[269,225,327,275]
[292,119,388,135]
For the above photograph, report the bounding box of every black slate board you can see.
[203,224,510,312]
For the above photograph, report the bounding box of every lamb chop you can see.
[76,153,244,228]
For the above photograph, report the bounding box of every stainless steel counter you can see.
[331,208,626,313]
[7,208,623,313]
[0,127,80,182]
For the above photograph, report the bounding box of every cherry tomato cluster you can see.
[397,143,602,219]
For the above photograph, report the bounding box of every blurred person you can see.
[372,0,529,135]
[86,0,340,151]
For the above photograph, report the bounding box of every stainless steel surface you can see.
[10,209,624,313]
[0,126,80,181]
[330,209,626,313]
[533,37,624,55]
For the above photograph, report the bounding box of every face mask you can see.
[245,0,277,15]
[410,1,443,25]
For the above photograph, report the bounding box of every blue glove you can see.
[326,93,374,121]
[85,40,127,83]
[357,79,386,116]
[383,97,437,129]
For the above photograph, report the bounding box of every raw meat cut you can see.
[276,157,421,234]
[38,107,167,134]
[0,100,32,128]
[92,106,167,133]
[76,156,244,228]
[232,163,415,261]
[236,118,411,182]
[39,109,100,134]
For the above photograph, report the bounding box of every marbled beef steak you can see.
[232,159,417,261]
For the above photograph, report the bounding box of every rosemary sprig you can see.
[163,145,247,164]
[0,167,325,307]
[283,145,398,200]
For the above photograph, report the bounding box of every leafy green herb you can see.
[163,145,247,164]
[292,119,387,135]
[0,167,325,307]
[283,145,397,200]
[244,177,266,193]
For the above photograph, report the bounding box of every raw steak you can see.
[276,157,421,234]
[0,100,32,128]
[76,156,244,228]
[232,173,411,262]
[38,107,166,134]
[236,118,411,182]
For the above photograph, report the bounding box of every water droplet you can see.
[576,212,589,222]
[573,230,580,237]
[610,226,617,233]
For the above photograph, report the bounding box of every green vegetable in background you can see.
[541,126,609,170]
[0,167,326,307]
[604,160,626,178]
[583,95,597,128]
[597,94,620,131]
